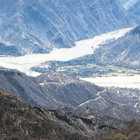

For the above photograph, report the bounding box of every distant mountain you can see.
[57,25,140,70]
[91,25,140,68]
[0,43,21,56]
[128,0,140,17]
[0,0,136,55]
[32,25,140,77]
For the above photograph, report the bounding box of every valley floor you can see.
[0,27,139,89]
[0,27,132,76]
[82,74,140,89]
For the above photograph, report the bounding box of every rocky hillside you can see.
[0,89,121,140]
[0,68,102,107]
[0,68,140,122]
[37,72,101,107]
[98,121,140,140]
[1,83,140,140]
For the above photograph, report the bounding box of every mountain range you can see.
[0,0,140,139]
[0,68,140,122]
[90,25,140,68]
[0,89,110,140]
[32,25,140,77]
[0,0,137,56]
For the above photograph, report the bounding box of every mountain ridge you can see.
[0,0,136,56]
[0,68,140,122]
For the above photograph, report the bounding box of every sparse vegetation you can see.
[1,89,140,140]
[98,121,140,140]
[0,89,92,140]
